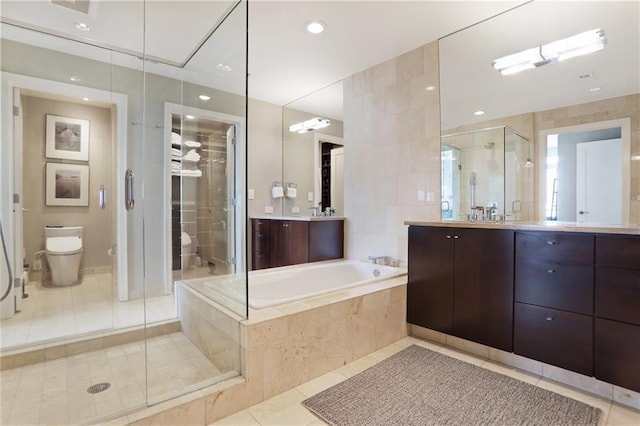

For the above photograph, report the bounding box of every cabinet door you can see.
[251,219,272,270]
[270,220,288,267]
[514,302,593,376]
[407,226,454,333]
[595,318,640,392]
[453,228,514,352]
[270,220,309,267]
[309,220,344,262]
[287,221,309,265]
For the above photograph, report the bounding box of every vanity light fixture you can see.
[217,64,232,72]
[425,86,436,91]
[75,22,91,32]
[589,87,601,92]
[70,75,82,82]
[474,110,485,116]
[289,117,330,133]
[185,115,195,120]
[82,97,89,101]
[306,20,326,34]
[199,95,211,101]
[493,29,605,75]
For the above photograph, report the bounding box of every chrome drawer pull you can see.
[547,269,555,273]
[546,241,556,245]
[446,235,452,239]
[453,235,459,239]
[546,316,554,321]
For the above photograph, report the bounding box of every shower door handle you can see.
[99,185,106,209]
[125,169,135,211]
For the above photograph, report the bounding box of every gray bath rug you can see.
[302,345,602,426]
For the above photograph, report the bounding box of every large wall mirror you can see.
[281,81,344,216]
[439,1,640,224]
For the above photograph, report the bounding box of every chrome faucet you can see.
[368,255,388,265]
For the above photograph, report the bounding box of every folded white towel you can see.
[272,186,284,199]
[286,187,297,199]
[171,147,182,155]
[171,132,182,144]
[184,140,201,148]
[181,169,202,177]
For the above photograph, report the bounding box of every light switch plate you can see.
[308,192,314,202]
[264,206,274,214]
[292,206,300,214]
[248,189,255,200]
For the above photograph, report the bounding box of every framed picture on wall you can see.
[45,163,90,206]
[45,114,90,161]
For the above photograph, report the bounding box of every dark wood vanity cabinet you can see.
[514,231,595,376]
[251,218,344,270]
[408,225,640,391]
[407,226,514,352]
[594,234,640,392]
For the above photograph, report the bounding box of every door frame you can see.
[1,72,130,303]
[163,102,245,286]
[537,117,631,223]
[313,133,344,207]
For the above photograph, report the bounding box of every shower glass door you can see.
[141,0,248,405]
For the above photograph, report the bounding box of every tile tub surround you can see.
[108,275,408,425]
[176,282,241,375]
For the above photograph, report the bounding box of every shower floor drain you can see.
[87,382,111,394]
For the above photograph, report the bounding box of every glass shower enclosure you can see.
[441,126,533,222]
[0,1,247,424]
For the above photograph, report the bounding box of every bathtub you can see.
[198,259,407,309]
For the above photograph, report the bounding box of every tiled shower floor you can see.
[0,332,223,425]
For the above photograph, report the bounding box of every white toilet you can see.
[45,226,83,286]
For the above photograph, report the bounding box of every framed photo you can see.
[45,114,90,161]
[46,163,90,206]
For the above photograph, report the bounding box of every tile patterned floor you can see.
[0,332,222,425]
[0,272,176,350]
[213,336,640,426]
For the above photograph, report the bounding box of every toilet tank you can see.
[45,226,83,239]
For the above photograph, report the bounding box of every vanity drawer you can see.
[514,302,593,376]
[595,318,640,393]
[516,231,594,264]
[596,234,640,270]
[515,258,593,314]
[596,266,640,325]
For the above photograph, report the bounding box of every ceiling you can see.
[0,0,527,119]
[2,1,636,125]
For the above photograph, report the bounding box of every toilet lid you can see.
[46,236,82,254]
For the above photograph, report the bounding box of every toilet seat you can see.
[46,236,83,255]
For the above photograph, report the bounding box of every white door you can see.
[330,147,344,215]
[576,138,622,224]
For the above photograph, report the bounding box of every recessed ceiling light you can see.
[199,95,211,101]
[216,64,232,72]
[425,86,436,91]
[306,20,326,34]
[185,115,195,120]
[474,110,485,116]
[75,22,91,32]
[70,75,82,82]
[82,97,89,101]
[589,87,601,92]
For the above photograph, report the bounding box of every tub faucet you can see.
[368,255,388,265]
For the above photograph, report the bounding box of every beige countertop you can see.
[251,215,345,222]
[404,220,640,235]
